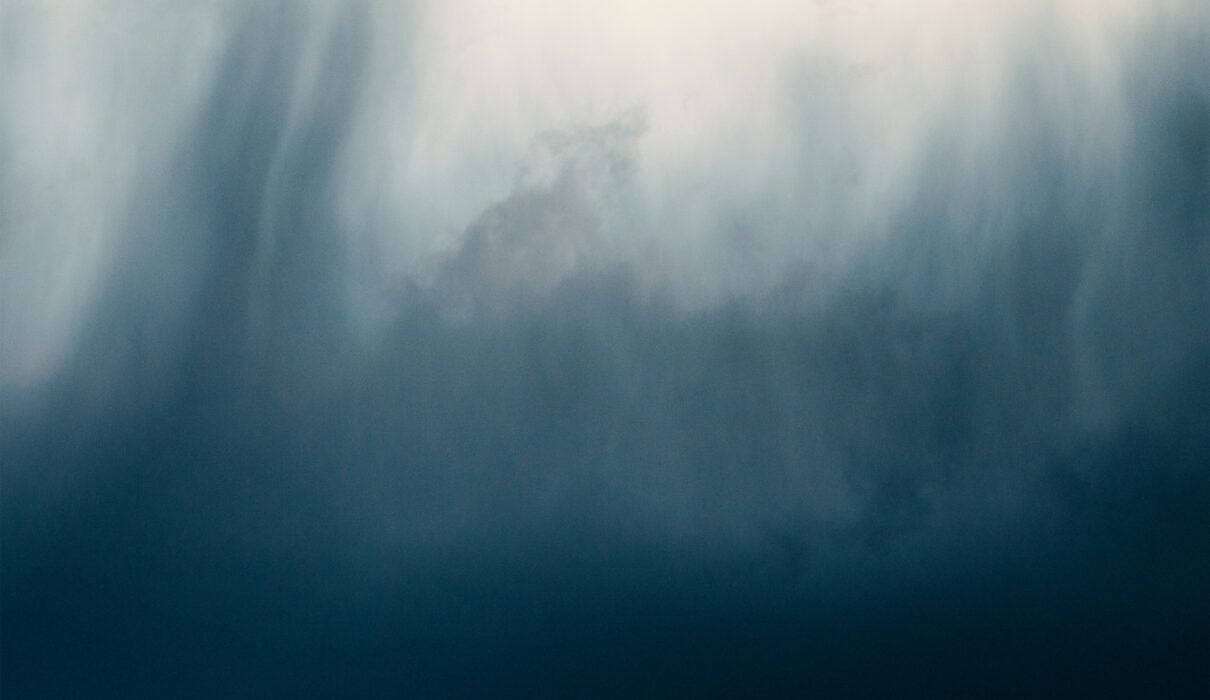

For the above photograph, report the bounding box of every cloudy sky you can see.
[3,1,1208,696]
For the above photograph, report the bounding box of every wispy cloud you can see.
[3,1,1208,695]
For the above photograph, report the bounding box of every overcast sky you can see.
[3,1,1209,696]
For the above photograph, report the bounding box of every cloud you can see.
[2,1,1208,695]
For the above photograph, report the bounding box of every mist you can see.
[3,1,1209,696]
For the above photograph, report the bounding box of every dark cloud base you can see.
[3,5,1210,697]
[6,275,1208,696]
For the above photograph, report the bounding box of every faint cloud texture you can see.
[2,1,1208,696]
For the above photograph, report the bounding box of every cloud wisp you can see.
[2,1,1208,696]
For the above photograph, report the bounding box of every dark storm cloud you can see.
[3,1,1209,696]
